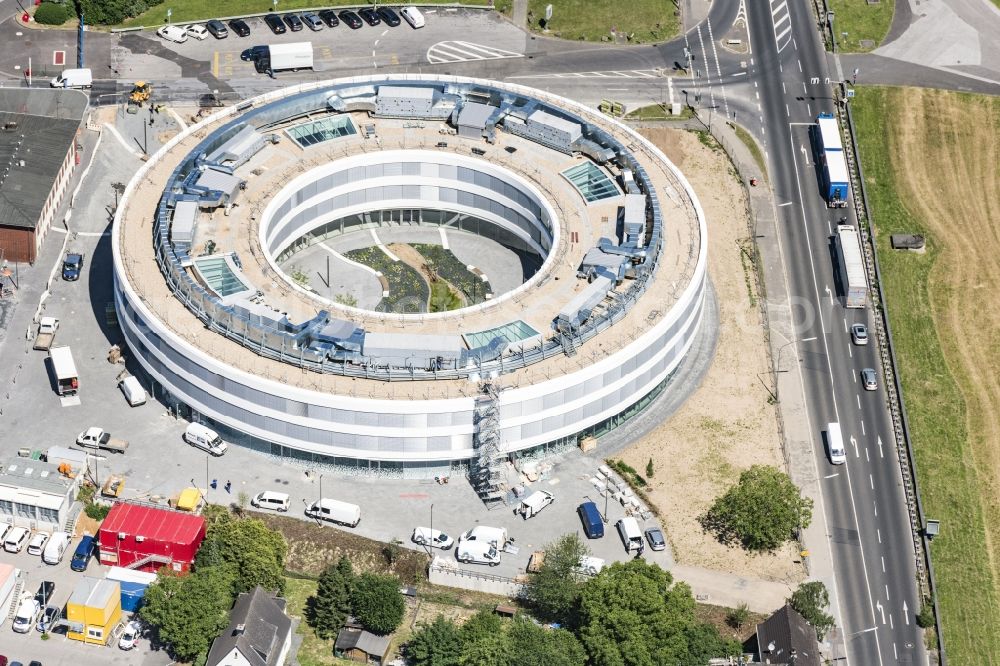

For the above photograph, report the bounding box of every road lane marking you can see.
[778,201,793,206]
[903,601,909,624]
[851,436,859,458]
[798,60,802,72]
[426,41,523,64]
[213,51,219,77]
[885,584,890,601]
[877,436,884,458]
[861,420,865,435]
[824,473,840,478]
[857,394,861,408]
[381,29,388,36]
[881,556,885,572]
[873,499,877,516]
[877,600,886,624]
[878,529,882,543]
[865,447,869,462]
[870,473,874,489]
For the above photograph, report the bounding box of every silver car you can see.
[851,323,869,345]
[861,368,878,391]
[645,527,666,551]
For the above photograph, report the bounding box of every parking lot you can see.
[0,543,163,665]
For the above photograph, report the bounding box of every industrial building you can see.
[97,501,207,573]
[0,456,80,531]
[0,88,88,263]
[112,76,707,496]
[66,577,122,645]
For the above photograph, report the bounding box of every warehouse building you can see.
[97,501,207,573]
[0,88,88,263]
[66,577,122,645]
[0,456,79,531]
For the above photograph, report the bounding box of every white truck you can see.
[261,42,313,73]
[835,224,868,309]
[50,68,93,89]
[33,317,60,351]
[49,346,79,396]
[76,427,130,454]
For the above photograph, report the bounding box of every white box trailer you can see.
[835,225,868,308]
[49,346,79,395]
[266,42,313,72]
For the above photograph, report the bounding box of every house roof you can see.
[99,502,206,545]
[336,626,391,658]
[756,604,822,666]
[207,586,291,666]
[0,89,87,230]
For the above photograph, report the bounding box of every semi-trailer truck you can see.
[814,113,850,208]
[835,224,868,308]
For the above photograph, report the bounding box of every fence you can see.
[428,556,524,597]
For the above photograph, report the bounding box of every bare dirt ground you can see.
[620,128,804,584]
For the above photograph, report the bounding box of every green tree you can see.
[309,557,355,639]
[195,517,288,594]
[523,532,589,624]
[140,566,235,663]
[577,559,737,666]
[77,0,163,25]
[34,2,68,25]
[725,602,751,629]
[646,458,655,479]
[407,615,464,666]
[788,582,836,640]
[508,617,587,666]
[351,572,405,635]
[680,622,742,665]
[700,465,813,552]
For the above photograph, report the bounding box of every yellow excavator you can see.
[129,81,152,106]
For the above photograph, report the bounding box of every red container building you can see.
[97,502,206,573]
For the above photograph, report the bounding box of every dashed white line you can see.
[798,60,803,72]
[870,474,874,489]
[881,556,885,572]
[785,104,790,116]
[878,529,882,543]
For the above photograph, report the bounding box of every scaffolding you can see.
[471,382,506,506]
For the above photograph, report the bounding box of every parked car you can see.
[36,605,59,633]
[645,527,666,551]
[34,582,55,609]
[184,24,209,40]
[338,9,363,29]
[302,12,324,30]
[250,491,290,512]
[263,13,286,34]
[184,422,228,456]
[27,532,49,556]
[861,367,878,390]
[241,45,268,62]
[3,526,29,553]
[206,19,228,38]
[70,535,95,572]
[577,501,605,538]
[851,323,868,345]
[156,25,188,43]
[228,18,251,37]
[376,7,401,26]
[411,527,454,549]
[283,13,303,31]
[358,8,381,25]
[62,252,84,280]
[517,490,554,519]
[400,6,425,28]
[119,620,142,650]
[12,595,40,633]
[318,9,340,27]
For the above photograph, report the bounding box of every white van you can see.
[50,68,93,89]
[459,525,508,547]
[412,527,454,549]
[251,491,290,513]
[184,423,228,456]
[12,595,40,633]
[305,498,361,527]
[826,422,847,465]
[400,6,425,28]
[4,526,29,553]
[27,532,49,556]
[42,531,71,565]
[615,517,644,553]
[518,490,554,519]
[156,25,189,43]
[456,538,500,566]
[120,375,147,407]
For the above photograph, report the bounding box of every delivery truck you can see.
[814,113,850,208]
[50,68,93,89]
[255,42,313,74]
[835,224,868,308]
[33,317,60,351]
[49,346,79,396]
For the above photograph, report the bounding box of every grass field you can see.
[826,0,895,52]
[121,0,489,27]
[521,0,679,43]
[852,86,1000,663]
[625,104,694,121]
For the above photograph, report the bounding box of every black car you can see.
[318,8,339,27]
[206,19,228,38]
[376,7,401,27]
[263,13,286,34]
[338,9,363,29]
[283,13,303,31]
[62,252,83,281]
[35,581,55,608]
[240,45,268,61]
[228,18,251,37]
[358,8,381,25]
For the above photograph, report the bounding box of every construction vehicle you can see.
[129,81,152,107]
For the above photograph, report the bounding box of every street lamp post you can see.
[773,336,817,400]
[319,473,324,503]
[429,503,434,554]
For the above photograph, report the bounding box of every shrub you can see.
[34,2,69,25]
[916,600,936,628]
[85,502,111,521]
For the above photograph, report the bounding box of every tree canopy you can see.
[309,557,355,639]
[700,465,813,552]
[195,517,288,594]
[351,572,406,635]
[406,615,464,666]
[788,581,835,640]
[523,532,589,624]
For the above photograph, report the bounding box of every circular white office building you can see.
[112,76,707,485]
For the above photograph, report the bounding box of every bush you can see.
[916,600,936,628]
[84,502,111,521]
[34,2,69,25]
[351,573,405,635]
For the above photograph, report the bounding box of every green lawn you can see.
[826,0,895,53]
[624,104,694,121]
[523,0,679,43]
[731,123,767,180]
[851,86,1000,663]
[121,0,489,27]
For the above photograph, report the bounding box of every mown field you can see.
[852,86,1000,663]
[826,0,895,52]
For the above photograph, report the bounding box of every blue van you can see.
[577,501,605,539]
[70,536,95,572]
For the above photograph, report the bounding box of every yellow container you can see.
[66,578,121,645]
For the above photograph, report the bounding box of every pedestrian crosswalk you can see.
[426,41,523,64]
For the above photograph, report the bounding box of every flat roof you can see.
[69,577,119,609]
[0,458,76,497]
[100,502,205,544]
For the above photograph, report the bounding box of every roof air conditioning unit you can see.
[135,535,145,542]
[118,532,126,540]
